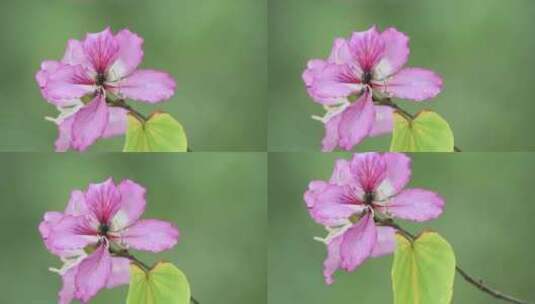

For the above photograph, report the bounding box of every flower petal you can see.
[106,257,131,288]
[383,188,444,222]
[71,95,109,151]
[329,159,355,186]
[75,244,112,302]
[41,64,94,104]
[350,152,387,192]
[321,112,342,152]
[120,219,179,252]
[108,29,144,79]
[328,38,354,65]
[85,178,122,224]
[65,190,89,216]
[377,67,443,101]
[111,179,147,230]
[323,233,343,285]
[340,212,377,271]
[59,266,77,304]
[83,27,119,73]
[370,226,396,257]
[368,105,394,137]
[102,107,128,139]
[375,152,412,199]
[374,28,409,79]
[349,26,385,71]
[54,115,74,152]
[304,181,364,226]
[338,92,375,150]
[62,39,92,70]
[116,69,176,103]
[304,63,363,104]
[47,215,98,251]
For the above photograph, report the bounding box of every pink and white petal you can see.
[349,26,385,71]
[370,226,396,257]
[323,233,343,285]
[48,215,98,251]
[339,212,377,271]
[39,211,64,253]
[337,93,375,151]
[116,69,176,103]
[65,190,89,216]
[59,266,78,304]
[321,113,342,152]
[54,115,74,152]
[303,59,327,87]
[304,181,364,226]
[375,153,412,199]
[82,27,120,73]
[120,219,179,252]
[85,178,122,224]
[42,64,94,104]
[111,179,147,230]
[378,68,443,101]
[106,257,131,288]
[62,39,93,71]
[368,105,394,137]
[102,107,128,138]
[307,64,363,104]
[328,38,354,65]
[109,29,144,79]
[36,60,61,90]
[383,188,444,222]
[75,244,113,302]
[71,95,109,151]
[329,159,355,186]
[350,153,387,192]
[374,28,410,79]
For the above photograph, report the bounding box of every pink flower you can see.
[36,27,176,152]
[39,178,179,303]
[303,26,443,151]
[304,153,444,285]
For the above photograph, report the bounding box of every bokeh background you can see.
[269,153,535,303]
[269,0,535,151]
[0,0,266,151]
[0,153,266,303]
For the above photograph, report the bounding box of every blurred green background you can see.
[268,0,535,151]
[269,153,535,303]
[0,0,266,151]
[0,153,266,303]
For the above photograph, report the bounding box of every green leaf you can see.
[127,262,191,304]
[392,231,456,304]
[124,112,188,152]
[390,110,454,152]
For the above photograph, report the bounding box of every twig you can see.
[107,98,148,122]
[111,248,200,303]
[373,97,462,152]
[375,218,530,304]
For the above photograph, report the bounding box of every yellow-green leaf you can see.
[124,112,188,152]
[127,262,191,304]
[392,231,456,304]
[390,110,454,152]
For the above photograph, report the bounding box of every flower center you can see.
[363,191,375,205]
[362,70,373,85]
[96,73,107,86]
[98,223,110,236]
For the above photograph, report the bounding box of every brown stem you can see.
[375,218,530,304]
[373,97,462,152]
[111,248,199,303]
[107,99,148,122]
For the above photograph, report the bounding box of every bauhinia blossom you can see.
[36,27,176,152]
[39,178,179,303]
[302,26,443,151]
[304,153,444,284]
